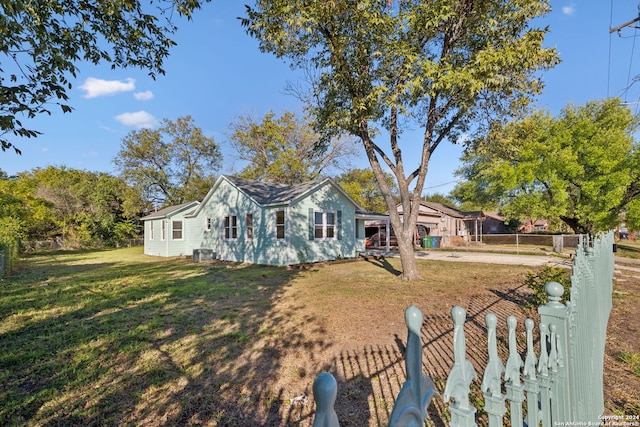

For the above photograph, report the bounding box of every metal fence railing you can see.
[311,231,615,426]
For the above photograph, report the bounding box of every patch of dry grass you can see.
[1,248,636,426]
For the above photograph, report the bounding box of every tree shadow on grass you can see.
[363,256,402,277]
[0,250,329,427]
[1,249,548,427]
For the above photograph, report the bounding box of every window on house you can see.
[246,213,254,239]
[314,211,336,239]
[172,220,183,240]
[276,210,285,239]
[149,221,154,240]
[205,217,211,231]
[161,220,166,241]
[224,215,238,239]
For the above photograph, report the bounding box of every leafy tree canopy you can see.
[422,192,458,208]
[114,115,221,207]
[228,110,359,185]
[242,0,558,279]
[0,0,209,154]
[453,98,640,234]
[1,166,144,246]
[335,168,397,213]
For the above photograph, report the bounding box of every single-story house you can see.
[481,212,509,234]
[395,201,477,247]
[390,201,520,247]
[141,175,386,266]
[519,218,549,233]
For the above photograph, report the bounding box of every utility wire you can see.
[608,0,614,97]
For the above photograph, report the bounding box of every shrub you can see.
[0,217,23,276]
[524,265,571,307]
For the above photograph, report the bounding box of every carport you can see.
[357,211,391,253]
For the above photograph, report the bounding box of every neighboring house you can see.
[141,175,384,266]
[395,201,478,247]
[519,218,549,233]
[481,212,509,234]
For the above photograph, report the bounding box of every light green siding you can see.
[144,176,366,266]
[287,181,358,264]
[144,219,166,256]
[193,179,269,264]
[143,202,199,257]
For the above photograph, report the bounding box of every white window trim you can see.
[314,210,337,240]
[246,213,254,240]
[224,215,238,240]
[275,209,287,240]
[205,217,211,232]
[172,220,184,241]
[149,221,154,241]
[161,220,166,241]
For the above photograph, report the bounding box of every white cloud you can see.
[114,111,158,129]
[79,77,135,98]
[134,90,154,101]
[562,5,575,16]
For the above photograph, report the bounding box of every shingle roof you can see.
[419,201,464,218]
[224,175,327,206]
[140,201,199,220]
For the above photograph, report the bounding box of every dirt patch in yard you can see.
[4,251,638,427]
[232,258,640,426]
[603,264,640,416]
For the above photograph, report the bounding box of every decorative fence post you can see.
[311,305,436,427]
[444,306,478,427]
[538,282,571,422]
[312,372,340,427]
[504,316,524,427]
[481,313,506,427]
[522,318,540,427]
[388,305,437,426]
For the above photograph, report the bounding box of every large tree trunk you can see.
[391,207,422,281]
[361,130,424,281]
[560,215,592,235]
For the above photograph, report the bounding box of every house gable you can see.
[142,201,200,257]
[153,175,365,266]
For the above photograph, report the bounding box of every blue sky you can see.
[2,1,639,195]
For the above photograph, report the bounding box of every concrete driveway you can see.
[362,249,571,267]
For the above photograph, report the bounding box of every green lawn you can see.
[0,248,304,426]
[617,240,640,259]
[2,247,634,426]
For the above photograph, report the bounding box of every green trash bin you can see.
[422,236,429,248]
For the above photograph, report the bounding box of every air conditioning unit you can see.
[193,249,215,262]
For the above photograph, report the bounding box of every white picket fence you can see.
[311,231,615,426]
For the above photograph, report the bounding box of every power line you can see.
[608,0,614,97]
[423,179,460,190]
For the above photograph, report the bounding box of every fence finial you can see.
[482,313,506,426]
[504,316,522,385]
[523,319,537,380]
[444,306,478,427]
[504,316,525,427]
[481,313,504,395]
[388,305,436,426]
[545,281,565,308]
[312,372,340,427]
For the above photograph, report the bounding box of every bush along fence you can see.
[0,217,21,277]
[311,231,614,426]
